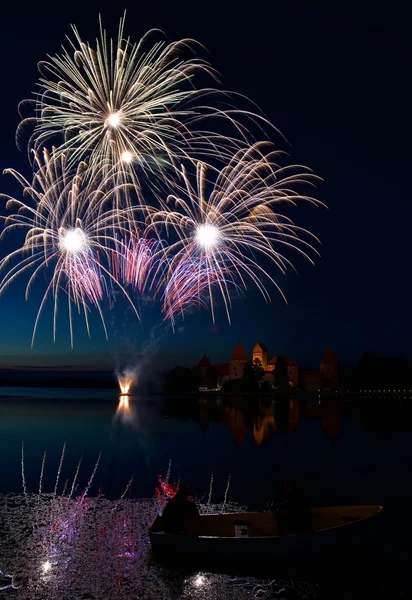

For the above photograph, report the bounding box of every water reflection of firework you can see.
[115,394,137,426]
[118,395,130,409]
[3,451,249,600]
[1,491,253,600]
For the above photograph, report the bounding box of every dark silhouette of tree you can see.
[165,366,200,393]
[252,358,265,384]
[261,380,272,392]
[242,361,259,392]
[222,378,243,392]
[206,365,218,389]
[342,364,356,389]
[273,355,290,391]
[343,351,412,390]
[274,398,291,432]
[356,352,379,388]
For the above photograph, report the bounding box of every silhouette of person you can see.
[277,479,312,535]
[161,486,200,534]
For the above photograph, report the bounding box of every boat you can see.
[149,505,383,558]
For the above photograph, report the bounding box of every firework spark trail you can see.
[0,150,140,347]
[32,449,48,541]
[80,453,101,504]
[120,475,134,500]
[111,475,134,513]
[17,15,267,201]
[165,459,172,484]
[21,442,28,507]
[159,253,237,327]
[69,457,82,500]
[111,231,163,294]
[61,479,68,498]
[222,474,231,511]
[39,451,47,495]
[53,441,66,499]
[148,142,323,324]
[208,473,214,505]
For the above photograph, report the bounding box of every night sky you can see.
[0,0,410,371]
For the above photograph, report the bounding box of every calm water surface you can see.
[1,388,411,596]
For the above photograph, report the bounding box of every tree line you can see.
[164,357,290,393]
[343,352,412,390]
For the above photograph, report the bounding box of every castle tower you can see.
[252,342,268,369]
[320,348,340,389]
[228,343,249,379]
[268,354,299,387]
[267,355,277,372]
[197,353,211,387]
[285,355,299,388]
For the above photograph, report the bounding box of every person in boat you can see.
[161,486,200,534]
[277,479,312,535]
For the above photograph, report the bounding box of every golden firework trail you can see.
[17,14,267,204]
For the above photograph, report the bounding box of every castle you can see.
[197,343,339,391]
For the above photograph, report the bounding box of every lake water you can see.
[1,388,411,598]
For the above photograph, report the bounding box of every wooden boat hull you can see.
[149,505,383,559]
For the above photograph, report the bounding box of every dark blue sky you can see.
[0,0,410,370]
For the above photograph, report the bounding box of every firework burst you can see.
[0,149,139,347]
[17,15,261,201]
[149,142,324,323]
[0,15,325,347]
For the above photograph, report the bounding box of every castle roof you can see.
[253,342,268,353]
[230,343,249,362]
[321,348,339,364]
[216,363,230,376]
[285,354,297,366]
[198,353,211,369]
[268,354,297,366]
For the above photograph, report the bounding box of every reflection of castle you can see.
[214,398,343,445]
[197,343,339,391]
[164,396,343,446]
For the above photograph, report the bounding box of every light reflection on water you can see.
[0,492,257,600]
[114,394,138,426]
[0,391,412,597]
